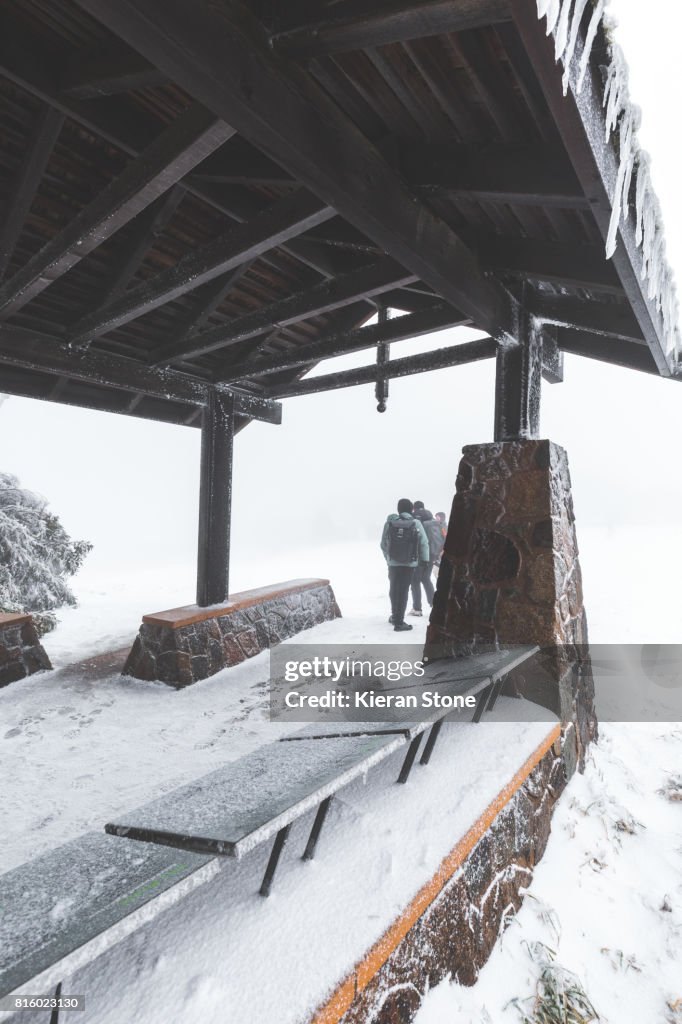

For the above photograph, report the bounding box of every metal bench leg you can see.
[50,982,62,1024]
[471,683,493,723]
[486,677,505,712]
[397,735,422,784]
[259,824,291,897]
[420,720,444,766]
[302,796,333,861]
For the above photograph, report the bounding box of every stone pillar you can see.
[427,439,597,770]
[0,613,52,688]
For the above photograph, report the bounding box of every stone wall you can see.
[123,579,341,687]
[426,439,597,769]
[311,729,566,1024]
[0,613,52,688]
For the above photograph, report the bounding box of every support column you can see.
[493,308,542,441]
[196,388,234,607]
[427,439,597,771]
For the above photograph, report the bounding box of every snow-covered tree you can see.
[0,472,92,633]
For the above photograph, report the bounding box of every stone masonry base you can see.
[311,725,565,1024]
[0,613,52,688]
[123,578,341,687]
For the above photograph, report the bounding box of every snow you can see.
[1,528,680,1022]
[536,0,681,367]
[415,722,682,1024]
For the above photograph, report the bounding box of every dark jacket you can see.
[381,512,429,568]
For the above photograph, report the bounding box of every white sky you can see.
[1,0,681,587]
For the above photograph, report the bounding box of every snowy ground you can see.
[1,526,681,1022]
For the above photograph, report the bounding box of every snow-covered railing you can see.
[536,0,681,368]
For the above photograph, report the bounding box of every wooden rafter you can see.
[59,48,167,98]
[557,328,659,376]
[271,0,511,58]
[0,104,235,319]
[150,258,418,366]
[482,238,623,294]
[71,190,333,345]
[532,295,645,343]
[71,0,518,342]
[219,303,470,384]
[0,106,64,281]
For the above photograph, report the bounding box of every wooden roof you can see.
[0,0,678,429]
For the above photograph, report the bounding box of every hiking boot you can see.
[388,615,395,624]
[409,608,423,617]
[394,622,413,632]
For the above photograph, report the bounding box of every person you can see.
[433,512,448,573]
[380,498,429,631]
[409,507,443,615]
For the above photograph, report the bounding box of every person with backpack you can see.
[380,498,429,632]
[409,507,444,616]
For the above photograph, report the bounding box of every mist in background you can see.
[0,0,680,628]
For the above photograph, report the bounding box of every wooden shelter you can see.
[0,0,679,606]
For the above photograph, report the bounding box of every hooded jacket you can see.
[380,512,429,568]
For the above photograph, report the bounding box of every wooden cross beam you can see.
[71,190,333,346]
[482,238,623,294]
[557,328,660,376]
[59,48,167,98]
[268,336,497,397]
[218,303,470,385]
[0,104,235,319]
[531,295,646,344]
[271,0,511,58]
[71,0,518,343]
[0,325,282,423]
[0,106,64,282]
[150,258,418,367]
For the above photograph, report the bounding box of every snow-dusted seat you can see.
[0,830,217,1006]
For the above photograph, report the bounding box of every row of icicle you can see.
[536,0,680,366]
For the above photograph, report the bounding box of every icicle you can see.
[536,0,553,18]
[545,0,562,36]
[562,0,589,94]
[576,0,605,93]
[605,106,635,257]
[554,0,573,61]
[634,153,650,247]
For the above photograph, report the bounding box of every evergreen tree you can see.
[0,472,92,633]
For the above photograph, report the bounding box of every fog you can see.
[1,0,680,595]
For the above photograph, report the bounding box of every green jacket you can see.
[380,512,429,568]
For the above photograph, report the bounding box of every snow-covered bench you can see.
[0,646,538,1008]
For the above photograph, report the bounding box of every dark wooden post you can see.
[493,308,542,441]
[375,306,390,412]
[196,388,234,607]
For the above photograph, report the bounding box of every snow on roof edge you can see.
[536,0,681,369]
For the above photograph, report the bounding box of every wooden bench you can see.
[0,646,538,1008]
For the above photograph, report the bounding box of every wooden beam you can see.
[0,23,342,288]
[272,0,511,58]
[539,324,563,384]
[92,186,185,311]
[269,336,497,397]
[0,107,64,281]
[482,238,623,294]
[196,389,234,607]
[510,0,672,375]
[494,311,542,440]
[59,49,167,98]
[531,295,645,343]
[71,190,333,345]
[190,148,294,188]
[167,262,255,351]
[71,0,517,342]
[219,303,468,384]
[399,143,586,208]
[0,324,282,423]
[151,258,417,366]
[556,328,661,377]
[0,104,235,319]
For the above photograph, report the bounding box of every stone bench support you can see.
[0,613,52,688]
[123,578,341,687]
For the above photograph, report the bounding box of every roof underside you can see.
[0,0,678,429]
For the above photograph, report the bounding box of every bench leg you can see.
[302,796,333,862]
[397,735,422,784]
[471,683,493,723]
[420,720,443,766]
[49,982,62,1024]
[486,677,505,712]
[259,824,291,897]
